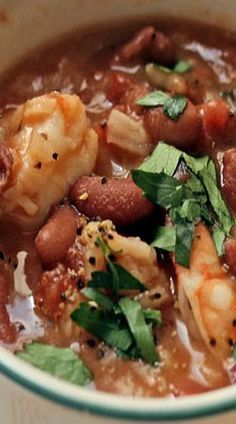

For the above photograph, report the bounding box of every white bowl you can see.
[0,1,236,423]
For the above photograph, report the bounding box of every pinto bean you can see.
[70,176,154,227]
[223,149,236,215]
[225,238,236,276]
[35,206,77,267]
[143,100,200,149]
[117,26,175,65]
[0,271,16,343]
[0,144,13,194]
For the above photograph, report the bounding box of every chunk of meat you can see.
[0,271,16,343]
[225,238,236,276]
[36,264,78,321]
[117,26,175,65]
[0,92,98,228]
[70,176,154,227]
[198,99,236,148]
[223,149,236,214]
[106,72,150,115]
[35,206,78,267]
[143,100,200,149]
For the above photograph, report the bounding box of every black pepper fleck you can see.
[77,280,85,289]
[101,176,107,185]
[34,162,42,169]
[210,338,216,347]
[52,152,58,161]
[228,338,234,347]
[233,319,236,327]
[108,254,116,262]
[0,251,4,260]
[87,338,96,348]
[89,256,96,266]
[108,233,114,240]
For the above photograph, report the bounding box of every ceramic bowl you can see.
[0,1,236,423]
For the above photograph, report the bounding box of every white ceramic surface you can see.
[0,1,236,423]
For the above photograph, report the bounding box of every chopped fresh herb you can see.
[175,222,194,268]
[149,60,191,75]
[143,309,162,326]
[136,90,169,107]
[199,168,234,235]
[151,226,176,252]
[88,263,145,292]
[212,226,226,256]
[132,142,234,265]
[163,95,187,121]
[131,170,184,209]
[174,60,192,73]
[71,303,133,352]
[136,90,187,121]
[16,343,92,386]
[82,287,115,310]
[119,298,159,365]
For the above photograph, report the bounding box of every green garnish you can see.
[82,287,115,310]
[163,95,187,120]
[88,263,145,292]
[173,60,192,73]
[71,236,162,365]
[16,343,92,386]
[71,300,162,365]
[152,60,191,74]
[132,142,234,266]
[136,90,187,121]
[71,303,133,352]
[136,90,169,107]
[119,298,159,365]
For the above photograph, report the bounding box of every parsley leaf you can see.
[136,90,188,121]
[163,95,187,120]
[82,287,115,310]
[119,298,159,365]
[151,226,176,252]
[16,343,92,386]
[71,303,133,352]
[174,60,192,73]
[136,90,169,107]
[133,142,234,264]
[131,170,184,208]
[88,263,145,292]
[175,222,194,267]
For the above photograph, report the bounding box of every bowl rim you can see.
[0,345,236,421]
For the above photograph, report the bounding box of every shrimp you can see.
[175,224,236,360]
[0,92,98,227]
[79,219,171,306]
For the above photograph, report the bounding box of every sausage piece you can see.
[223,149,236,215]
[143,100,200,149]
[117,26,175,65]
[70,176,154,227]
[35,206,77,267]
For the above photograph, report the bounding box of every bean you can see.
[35,206,77,267]
[70,176,154,227]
